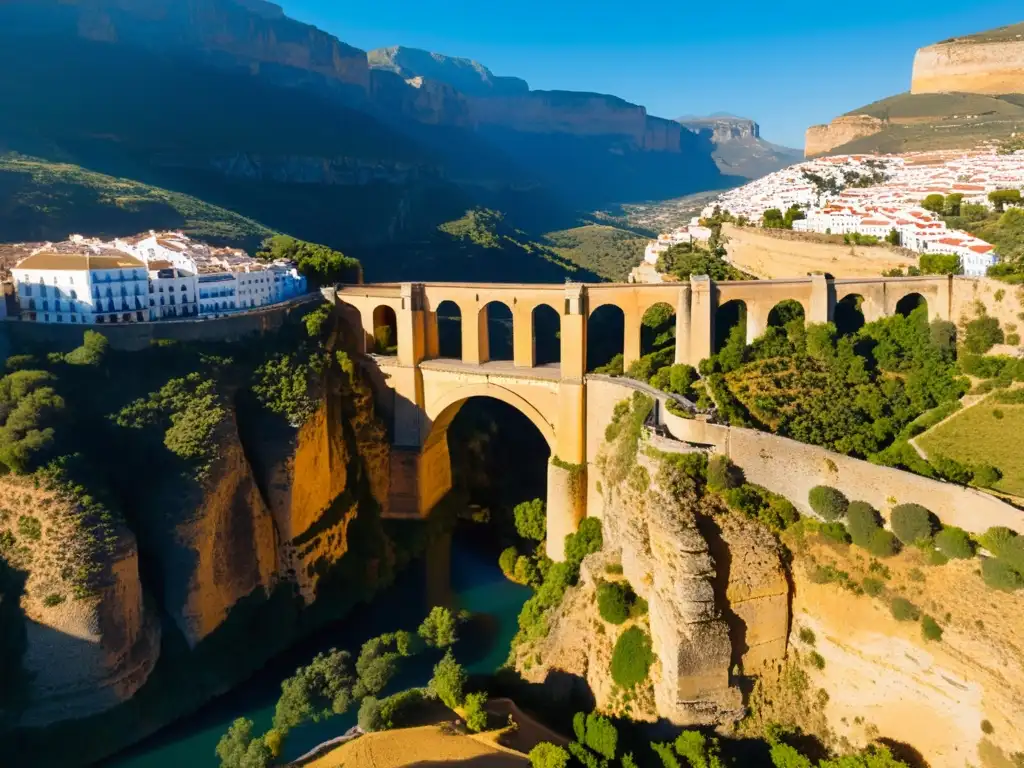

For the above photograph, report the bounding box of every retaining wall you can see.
[0,295,321,352]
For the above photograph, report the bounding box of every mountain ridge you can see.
[677,115,803,179]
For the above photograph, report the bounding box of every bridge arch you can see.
[896,292,927,318]
[835,293,866,334]
[425,382,557,452]
[480,300,514,362]
[715,299,747,351]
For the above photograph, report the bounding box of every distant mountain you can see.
[0,0,740,282]
[677,116,803,179]
[368,46,529,97]
[807,21,1024,156]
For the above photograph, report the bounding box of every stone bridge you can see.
[332,275,954,559]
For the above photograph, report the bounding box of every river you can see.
[101,531,531,768]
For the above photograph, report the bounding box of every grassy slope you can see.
[0,154,273,249]
[917,398,1024,496]
[543,224,648,281]
[945,22,1024,44]
[829,92,1024,155]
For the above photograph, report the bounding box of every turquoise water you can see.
[101,533,530,768]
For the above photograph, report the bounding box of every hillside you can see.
[914,22,1024,95]
[368,46,529,96]
[0,154,273,249]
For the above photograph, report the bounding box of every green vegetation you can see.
[215,718,273,768]
[657,240,749,281]
[513,498,546,542]
[252,352,327,426]
[272,649,355,735]
[544,224,649,281]
[596,579,645,625]
[463,691,488,733]
[417,606,458,650]
[890,504,936,546]
[890,597,920,622]
[0,370,65,474]
[808,486,848,522]
[705,307,968,464]
[919,252,963,276]
[846,502,882,548]
[963,316,1005,354]
[921,615,943,642]
[0,154,274,249]
[429,649,466,709]
[529,742,571,768]
[934,526,975,559]
[610,625,654,689]
[257,234,360,287]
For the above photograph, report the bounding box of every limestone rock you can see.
[805,115,885,157]
[912,24,1024,95]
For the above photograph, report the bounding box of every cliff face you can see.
[912,25,1024,95]
[679,116,803,178]
[805,115,885,157]
[368,46,529,97]
[0,475,159,727]
[58,0,371,95]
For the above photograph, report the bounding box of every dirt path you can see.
[722,224,916,278]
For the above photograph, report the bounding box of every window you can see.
[22,285,31,297]
[70,289,77,300]
[44,314,49,322]
[56,315,62,323]
[71,315,77,323]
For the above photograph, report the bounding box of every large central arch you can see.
[424,382,557,452]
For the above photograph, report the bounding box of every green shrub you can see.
[862,577,885,596]
[972,464,1003,489]
[513,556,541,587]
[846,502,882,548]
[358,696,383,732]
[514,498,546,542]
[529,743,570,768]
[817,521,851,544]
[981,720,994,735]
[378,689,428,730]
[964,315,1004,354]
[890,597,920,622]
[1008,333,1021,346]
[981,558,1024,592]
[597,581,632,625]
[418,606,457,649]
[867,529,899,558]
[429,650,466,709]
[610,626,654,689]
[808,486,848,522]
[934,527,975,560]
[808,651,826,670]
[931,455,973,485]
[565,517,603,571]
[707,455,743,491]
[582,712,618,760]
[499,546,518,576]
[890,504,936,545]
[798,627,816,645]
[463,691,488,733]
[921,615,943,642]
[979,526,1018,558]
[17,515,42,541]
[42,593,65,607]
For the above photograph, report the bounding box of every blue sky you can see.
[279,1,1022,148]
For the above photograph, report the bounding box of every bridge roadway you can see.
[330,275,955,559]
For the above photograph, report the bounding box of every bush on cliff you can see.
[417,606,457,649]
[846,502,882,548]
[963,315,1004,355]
[597,580,638,625]
[981,558,1024,592]
[610,626,654,689]
[891,504,936,545]
[464,691,489,733]
[707,455,744,491]
[808,486,848,522]
[529,743,570,768]
[867,529,900,558]
[429,650,466,709]
[514,498,547,542]
[565,517,603,573]
[257,234,361,287]
[499,546,519,577]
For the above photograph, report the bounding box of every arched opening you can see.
[767,299,805,328]
[641,302,676,357]
[714,300,747,353]
[587,304,625,374]
[482,301,513,362]
[532,304,561,367]
[895,293,927,319]
[436,300,462,360]
[835,294,865,335]
[372,305,398,355]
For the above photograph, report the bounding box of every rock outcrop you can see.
[0,475,159,727]
[368,46,529,97]
[912,23,1024,95]
[805,115,886,157]
[679,116,803,178]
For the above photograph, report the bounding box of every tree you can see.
[808,486,848,522]
[499,546,519,576]
[216,718,272,768]
[64,330,109,366]
[770,743,813,768]
[273,648,355,734]
[583,713,618,760]
[0,370,65,474]
[610,626,654,688]
[707,455,743,491]
[530,743,570,768]
[358,696,383,732]
[885,228,901,246]
[257,234,361,287]
[944,193,964,217]
[964,316,1004,354]
[429,650,466,709]
[890,503,935,545]
[934,526,974,559]
[919,253,962,276]
[597,581,631,624]
[565,517,603,570]
[989,189,1022,213]
[417,606,458,649]
[514,498,546,541]
[354,636,402,698]
[922,194,946,214]
[763,208,786,229]
[784,205,806,229]
[846,501,881,548]
[464,691,488,732]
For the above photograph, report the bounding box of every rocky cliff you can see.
[368,46,529,97]
[912,23,1024,95]
[679,115,803,178]
[805,115,886,157]
[0,474,159,727]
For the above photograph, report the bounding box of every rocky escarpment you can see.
[679,116,803,178]
[0,475,159,727]
[912,23,1024,95]
[368,46,529,97]
[805,115,886,157]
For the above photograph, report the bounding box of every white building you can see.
[12,231,307,324]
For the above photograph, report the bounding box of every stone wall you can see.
[951,276,1024,341]
[0,295,320,352]
[662,412,1024,536]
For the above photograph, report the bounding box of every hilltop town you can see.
[643,149,1024,277]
